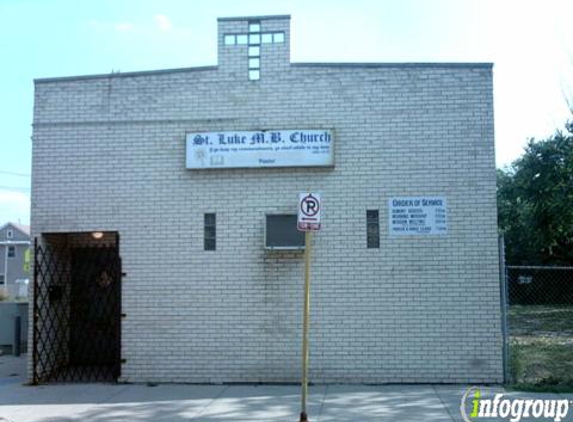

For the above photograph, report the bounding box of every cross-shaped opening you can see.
[223,20,285,81]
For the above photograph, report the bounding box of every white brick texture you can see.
[30,16,502,383]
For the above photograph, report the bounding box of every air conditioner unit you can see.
[265,214,305,250]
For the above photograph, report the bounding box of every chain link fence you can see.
[505,266,573,387]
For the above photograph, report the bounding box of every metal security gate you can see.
[32,233,121,383]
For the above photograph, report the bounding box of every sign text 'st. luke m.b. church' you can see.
[186,130,333,169]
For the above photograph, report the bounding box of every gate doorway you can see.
[33,232,121,383]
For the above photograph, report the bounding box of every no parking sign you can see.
[296,192,321,421]
[297,193,321,231]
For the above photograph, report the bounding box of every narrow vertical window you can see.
[0,274,4,285]
[7,230,13,239]
[8,245,16,258]
[204,213,216,251]
[366,210,380,248]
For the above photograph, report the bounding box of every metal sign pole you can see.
[300,230,312,422]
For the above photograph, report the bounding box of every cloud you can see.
[114,22,134,32]
[154,15,172,31]
[0,190,30,225]
[87,19,104,29]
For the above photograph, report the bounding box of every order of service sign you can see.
[389,197,448,236]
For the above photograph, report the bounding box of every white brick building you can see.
[30,15,502,384]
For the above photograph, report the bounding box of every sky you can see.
[0,0,571,225]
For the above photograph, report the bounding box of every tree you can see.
[498,120,573,265]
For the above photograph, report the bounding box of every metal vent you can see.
[265,214,304,250]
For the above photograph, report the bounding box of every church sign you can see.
[186,130,334,169]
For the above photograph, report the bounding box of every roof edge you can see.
[35,65,218,84]
[218,15,291,22]
[0,222,30,236]
[292,62,493,69]
[34,61,493,84]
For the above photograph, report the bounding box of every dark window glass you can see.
[204,213,216,251]
[205,226,215,238]
[7,246,15,258]
[366,210,380,248]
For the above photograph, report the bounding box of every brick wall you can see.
[30,15,502,383]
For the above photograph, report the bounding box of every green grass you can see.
[509,305,573,336]
[508,305,573,392]
[506,383,573,394]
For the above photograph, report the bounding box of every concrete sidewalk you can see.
[1,356,572,421]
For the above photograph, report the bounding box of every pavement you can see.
[1,355,573,421]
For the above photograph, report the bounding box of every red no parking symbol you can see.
[300,194,319,217]
[298,193,321,231]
